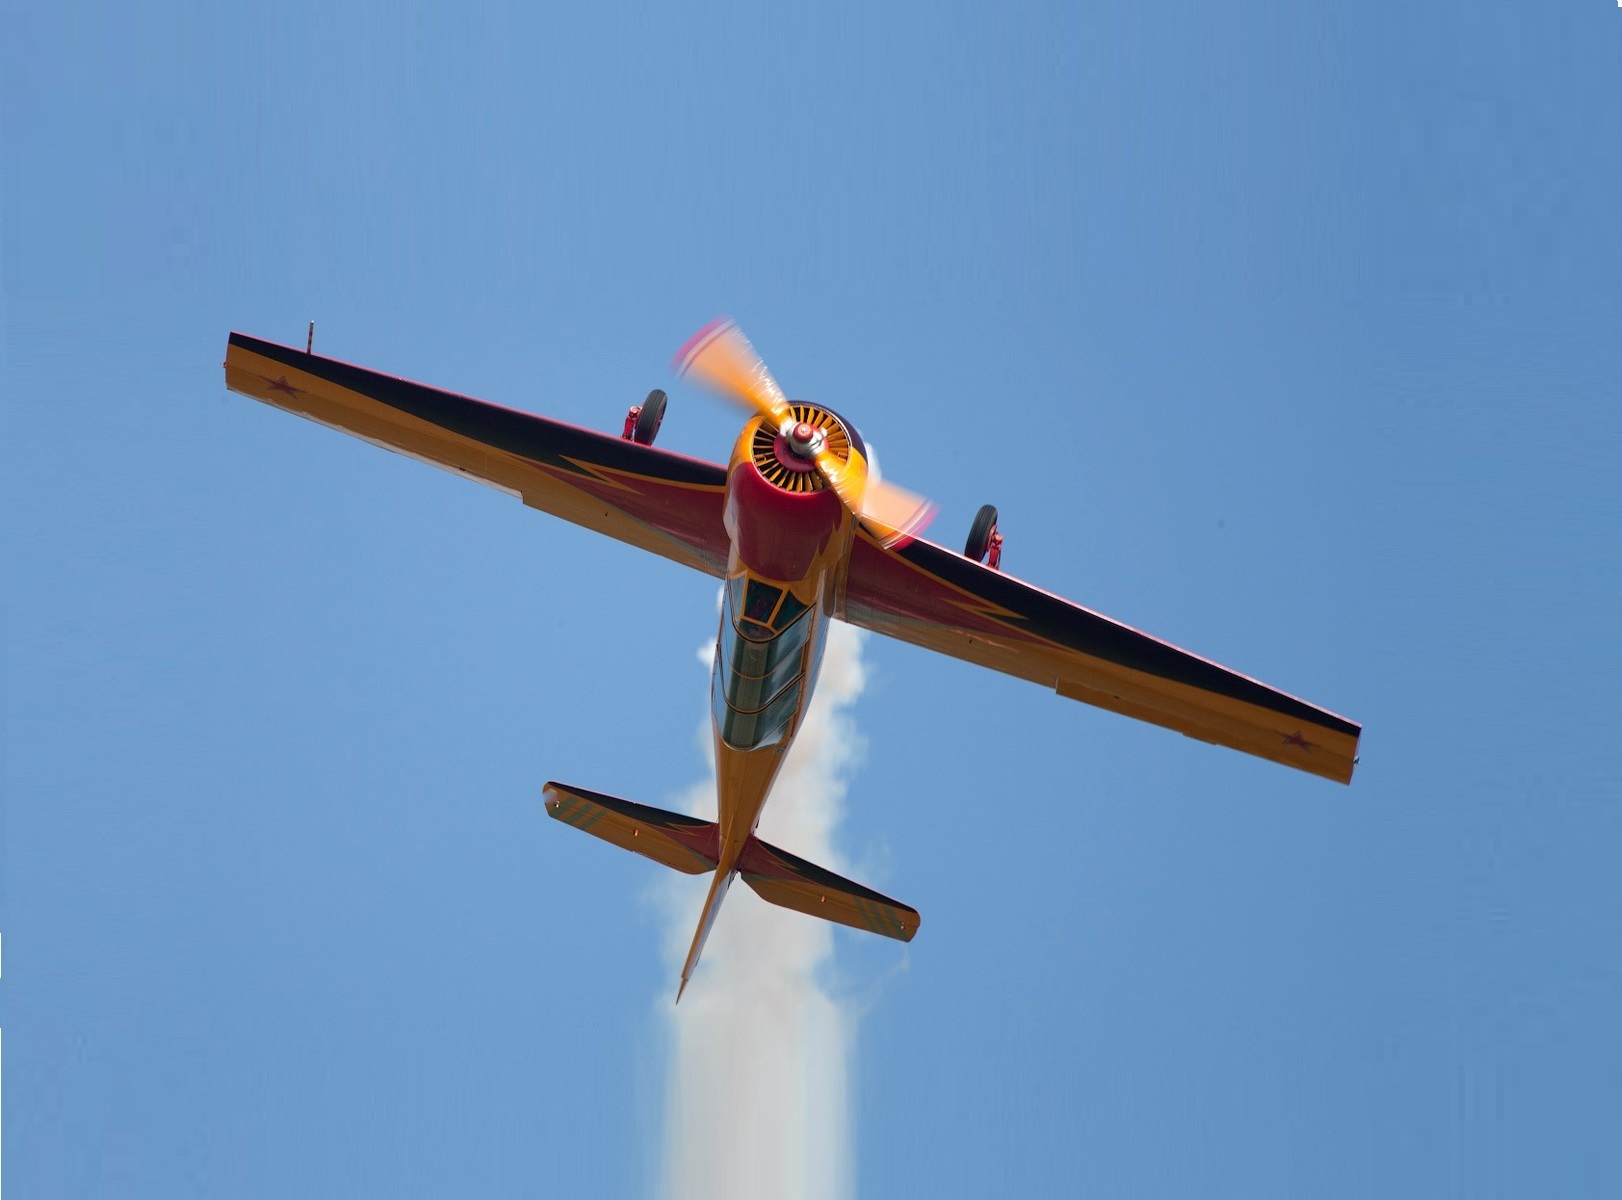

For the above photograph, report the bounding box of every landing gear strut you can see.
[622,389,668,445]
[965,504,1003,571]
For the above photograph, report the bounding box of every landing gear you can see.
[622,389,667,445]
[965,504,1003,570]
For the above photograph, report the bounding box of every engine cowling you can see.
[748,404,853,493]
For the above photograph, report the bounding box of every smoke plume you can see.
[656,620,869,1200]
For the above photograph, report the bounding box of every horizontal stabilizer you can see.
[543,782,718,875]
[738,837,919,942]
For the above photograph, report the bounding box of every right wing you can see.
[225,333,730,576]
[840,531,1361,784]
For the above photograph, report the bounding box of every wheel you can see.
[633,389,667,445]
[965,504,999,561]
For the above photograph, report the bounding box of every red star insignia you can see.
[264,375,303,398]
[1282,730,1317,753]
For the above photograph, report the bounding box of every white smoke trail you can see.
[656,620,869,1200]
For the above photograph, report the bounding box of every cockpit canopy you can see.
[711,576,820,750]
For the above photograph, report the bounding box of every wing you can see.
[839,533,1361,783]
[224,333,730,576]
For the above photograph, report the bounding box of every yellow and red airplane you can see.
[224,319,1361,999]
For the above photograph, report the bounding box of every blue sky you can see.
[5,2,1620,1195]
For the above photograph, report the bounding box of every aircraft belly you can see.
[707,436,852,868]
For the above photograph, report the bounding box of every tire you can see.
[965,504,998,561]
[633,389,667,445]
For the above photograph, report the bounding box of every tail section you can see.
[543,781,736,1003]
[543,782,718,874]
[544,783,918,1001]
[739,835,920,942]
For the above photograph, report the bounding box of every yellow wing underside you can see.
[225,334,730,576]
[841,534,1361,784]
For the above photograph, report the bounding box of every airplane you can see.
[223,319,1361,1000]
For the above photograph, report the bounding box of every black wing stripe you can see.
[894,539,1360,738]
[230,333,726,488]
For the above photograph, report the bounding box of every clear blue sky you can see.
[5,2,1619,1196]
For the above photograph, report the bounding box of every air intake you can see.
[750,405,852,493]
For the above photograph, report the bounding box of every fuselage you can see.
[708,407,870,874]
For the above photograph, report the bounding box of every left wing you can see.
[839,531,1361,784]
[225,333,730,575]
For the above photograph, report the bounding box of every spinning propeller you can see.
[675,318,937,549]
